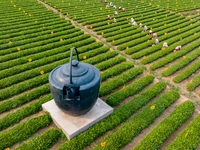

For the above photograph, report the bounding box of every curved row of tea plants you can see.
[14,128,62,150]
[0,112,52,150]
[133,100,195,150]
[58,82,167,150]
[141,0,200,12]
[150,38,200,70]
[173,57,200,83]
[166,114,200,150]
[127,18,197,56]
[92,90,180,150]
[162,48,200,77]
[1,0,200,149]
[141,28,200,64]
[186,74,200,91]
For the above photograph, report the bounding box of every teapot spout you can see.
[63,86,80,101]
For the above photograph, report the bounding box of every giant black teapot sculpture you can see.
[49,47,101,116]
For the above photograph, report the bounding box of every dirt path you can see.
[180,9,200,16]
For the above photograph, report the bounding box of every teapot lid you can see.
[50,47,95,87]
[61,60,89,77]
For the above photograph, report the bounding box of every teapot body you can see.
[49,47,101,116]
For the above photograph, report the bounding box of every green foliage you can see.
[150,39,200,70]
[141,27,200,64]
[58,82,167,150]
[0,74,49,101]
[100,67,142,96]
[14,128,61,150]
[166,114,200,150]
[0,84,50,113]
[173,58,200,83]
[186,74,200,91]
[93,90,180,150]
[83,51,118,65]
[0,113,52,150]
[0,38,96,76]
[0,94,52,131]
[133,101,195,150]
[162,48,200,76]
[101,62,134,81]
[106,75,154,106]
[131,19,197,59]
[95,56,126,71]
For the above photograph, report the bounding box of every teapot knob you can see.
[72,60,79,67]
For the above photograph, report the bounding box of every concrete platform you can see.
[42,98,113,140]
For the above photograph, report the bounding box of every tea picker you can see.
[174,45,181,52]
[143,25,148,31]
[113,18,117,23]
[162,42,168,48]
[114,11,118,16]
[139,23,143,28]
[154,39,159,45]
[132,21,137,26]
[107,15,112,20]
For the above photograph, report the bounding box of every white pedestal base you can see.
[42,98,113,140]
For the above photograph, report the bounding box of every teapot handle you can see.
[70,47,80,84]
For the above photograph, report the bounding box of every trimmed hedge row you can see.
[0,94,52,131]
[0,47,114,100]
[79,46,109,62]
[0,74,49,101]
[101,62,134,81]
[1,21,73,41]
[1,43,105,83]
[141,30,200,64]
[186,74,200,91]
[82,7,160,25]
[0,28,81,62]
[1,23,77,51]
[166,114,200,150]
[14,128,61,150]
[83,51,118,65]
[107,13,181,43]
[106,75,154,106]
[92,8,160,32]
[95,56,126,71]
[103,10,167,38]
[103,24,139,39]
[117,16,189,51]
[97,23,131,35]
[0,33,90,70]
[173,58,200,83]
[0,17,68,41]
[92,90,180,150]
[111,14,183,46]
[150,39,200,70]
[99,10,169,38]
[0,17,66,43]
[0,39,97,79]
[133,100,195,150]
[58,82,167,150]
[131,19,198,58]
[0,112,52,150]
[128,17,191,55]
[100,67,143,96]
[0,84,50,113]
[162,48,200,76]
